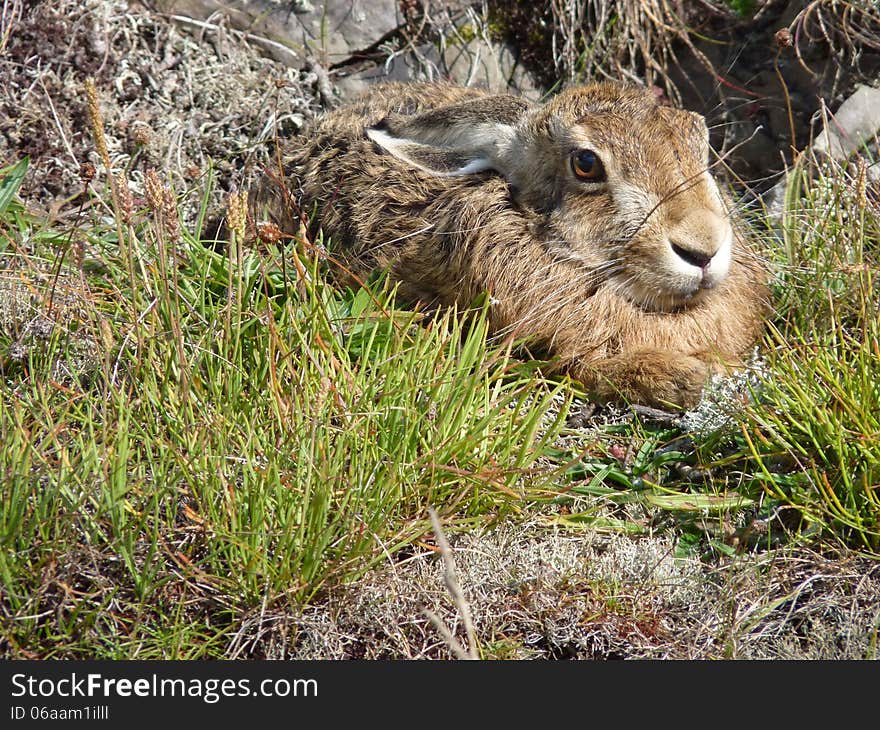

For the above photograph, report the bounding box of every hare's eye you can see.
[571,149,606,182]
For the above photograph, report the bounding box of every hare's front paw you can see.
[572,351,715,410]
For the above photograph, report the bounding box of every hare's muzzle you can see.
[666,210,733,292]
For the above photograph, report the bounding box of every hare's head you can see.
[367,83,733,312]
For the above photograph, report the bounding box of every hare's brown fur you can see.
[258,82,769,408]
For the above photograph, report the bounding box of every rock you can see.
[152,0,402,66]
[152,1,542,103]
[438,34,541,99]
[333,11,542,102]
[766,83,880,221]
[812,84,880,165]
[292,0,402,64]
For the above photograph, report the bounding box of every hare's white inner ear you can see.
[367,121,520,180]
[366,128,497,177]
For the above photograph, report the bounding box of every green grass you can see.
[739,158,880,550]
[0,160,569,657]
[1,150,879,658]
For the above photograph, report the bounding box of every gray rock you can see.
[154,0,402,66]
[438,34,541,100]
[333,11,542,102]
[812,84,880,165]
[292,0,402,63]
[766,83,880,222]
[155,1,541,103]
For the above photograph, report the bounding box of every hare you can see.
[256,82,769,408]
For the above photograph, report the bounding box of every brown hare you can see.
[257,82,769,408]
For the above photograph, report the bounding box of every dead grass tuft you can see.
[0,0,319,217]
[227,521,880,659]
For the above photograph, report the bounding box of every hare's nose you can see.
[670,241,714,270]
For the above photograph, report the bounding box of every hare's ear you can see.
[659,106,710,163]
[366,128,501,176]
[366,95,531,180]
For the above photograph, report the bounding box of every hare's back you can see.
[347,82,490,119]
[305,83,492,141]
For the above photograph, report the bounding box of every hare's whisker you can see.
[367,223,437,253]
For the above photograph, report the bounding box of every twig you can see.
[168,13,301,65]
[308,59,336,108]
[423,507,479,660]
[422,608,472,660]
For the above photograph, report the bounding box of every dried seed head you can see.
[144,168,163,211]
[73,234,85,269]
[161,186,180,244]
[143,169,179,242]
[85,78,109,166]
[116,171,134,225]
[775,28,793,49]
[856,157,867,212]
[256,221,283,245]
[99,317,114,355]
[315,375,333,412]
[132,122,152,147]
[226,188,248,241]
[80,162,96,185]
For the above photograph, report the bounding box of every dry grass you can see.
[792,1,880,80]
[0,0,319,216]
[229,520,880,659]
